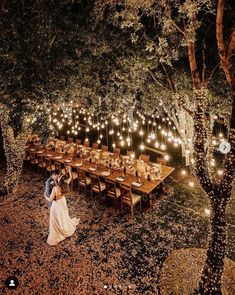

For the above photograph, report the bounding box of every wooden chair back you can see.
[90,174,101,192]
[54,161,62,172]
[157,158,167,165]
[45,158,52,170]
[67,137,73,143]
[92,143,99,149]
[120,184,133,206]
[114,148,120,155]
[29,151,36,161]
[78,170,88,185]
[38,154,45,164]
[102,145,108,151]
[72,145,78,158]
[139,154,150,163]
[127,150,134,157]
[84,140,90,147]
[104,179,118,199]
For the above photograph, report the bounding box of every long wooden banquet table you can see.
[26,146,174,205]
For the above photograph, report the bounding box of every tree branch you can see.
[169,19,186,37]
[188,42,201,88]
[147,70,168,91]
[216,0,235,88]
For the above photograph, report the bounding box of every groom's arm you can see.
[45,187,56,202]
[44,179,51,198]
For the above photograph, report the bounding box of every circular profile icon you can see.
[5,276,19,290]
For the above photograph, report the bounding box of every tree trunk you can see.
[0,105,32,195]
[199,202,227,295]
[0,149,26,194]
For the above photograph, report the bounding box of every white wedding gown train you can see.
[47,196,79,245]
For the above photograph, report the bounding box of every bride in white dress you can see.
[45,182,79,245]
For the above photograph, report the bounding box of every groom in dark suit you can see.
[44,170,60,207]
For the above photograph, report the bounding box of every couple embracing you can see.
[44,170,79,246]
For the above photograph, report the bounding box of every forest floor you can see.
[0,165,234,295]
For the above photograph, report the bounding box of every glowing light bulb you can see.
[86,127,90,132]
[140,144,145,150]
[217,169,223,176]
[112,143,116,148]
[120,140,125,147]
[212,140,217,145]
[97,139,101,144]
[181,169,187,176]
[189,181,194,187]
[150,132,156,140]
[139,129,144,136]
[219,133,223,138]
[164,154,170,161]
[204,208,211,215]
[160,144,166,150]
[147,138,151,143]
[210,159,216,167]
[155,141,159,148]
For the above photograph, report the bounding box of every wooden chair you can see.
[157,158,167,165]
[24,151,31,167]
[37,155,46,174]
[67,137,73,144]
[92,143,99,149]
[120,184,142,220]
[90,174,106,201]
[54,161,65,174]
[114,148,120,155]
[45,158,55,175]
[63,164,77,191]
[127,150,134,157]
[77,170,91,197]
[76,139,81,145]
[104,179,121,211]
[139,154,150,163]
[102,145,108,151]
[55,146,63,154]
[29,152,38,170]
[83,140,90,148]
[71,169,78,188]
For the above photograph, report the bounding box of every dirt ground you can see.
[0,167,234,294]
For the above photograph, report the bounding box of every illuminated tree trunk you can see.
[199,203,227,295]
[0,105,32,195]
[195,89,235,294]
